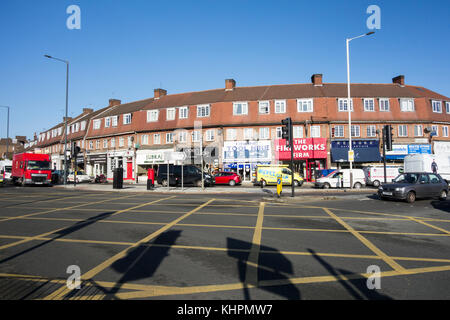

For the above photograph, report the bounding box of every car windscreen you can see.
[393,173,419,184]
[27,161,51,170]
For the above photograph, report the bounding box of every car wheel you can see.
[323,183,330,189]
[439,190,447,201]
[293,180,299,187]
[161,179,168,187]
[196,180,202,187]
[354,182,362,189]
[373,180,380,188]
[229,180,236,186]
[406,191,416,203]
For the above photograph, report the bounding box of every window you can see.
[206,129,215,141]
[166,108,176,121]
[179,106,189,119]
[379,98,390,112]
[127,136,133,147]
[192,131,201,142]
[147,110,159,122]
[338,99,353,112]
[141,135,148,145]
[153,134,161,145]
[432,125,439,137]
[333,125,344,138]
[112,116,118,127]
[310,126,321,138]
[105,117,111,128]
[297,99,313,113]
[197,105,210,118]
[123,113,132,125]
[81,121,86,130]
[233,102,248,115]
[276,127,282,138]
[75,123,80,132]
[400,98,415,112]
[259,127,269,140]
[351,125,360,138]
[96,140,100,149]
[243,128,254,140]
[166,133,173,143]
[432,101,442,113]
[117,137,124,147]
[89,141,93,150]
[398,125,408,137]
[367,125,377,137]
[364,99,375,112]
[226,129,237,141]
[414,125,423,137]
[259,101,270,114]
[443,126,449,137]
[93,120,101,130]
[293,126,304,138]
[446,102,450,114]
[103,140,108,148]
[178,131,187,143]
[110,138,115,148]
[275,100,286,114]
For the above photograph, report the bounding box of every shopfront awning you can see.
[331,140,381,163]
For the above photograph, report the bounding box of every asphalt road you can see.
[0,186,449,300]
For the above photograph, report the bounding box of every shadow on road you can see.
[227,238,300,300]
[308,249,392,300]
[430,200,450,213]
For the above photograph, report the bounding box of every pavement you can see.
[0,187,449,300]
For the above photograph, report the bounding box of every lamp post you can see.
[44,55,69,185]
[0,106,10,159]
[346,32,375,189]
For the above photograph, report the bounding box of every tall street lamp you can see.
[0,106,10,159]
[44,55,69,185]
[346,31,375,189]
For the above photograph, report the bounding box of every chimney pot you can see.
[393,75,405,86]
[225,79,236,91]
[311,74,323,86]
[154,88,167,99]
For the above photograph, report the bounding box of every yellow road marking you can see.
[323,208,406,273]
[43,198,216,300]
[245,202,265,286]
[406,217,450,235]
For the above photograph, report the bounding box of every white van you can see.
[315,169,366,189]
[363,165,402,187]
[0,160,12,182]
[404,154,450,182]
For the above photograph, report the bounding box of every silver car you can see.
[378,172,448,203]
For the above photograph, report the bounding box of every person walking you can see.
[432,159,438,174]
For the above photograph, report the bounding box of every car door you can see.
[428,173,443,196]
[417,174,431,197]
[215,172,225,184]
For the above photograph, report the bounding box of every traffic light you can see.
[384,125,394,151]
[281,118,292,146]
[71,142,81,157]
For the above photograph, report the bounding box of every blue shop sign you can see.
[331,140,381,163]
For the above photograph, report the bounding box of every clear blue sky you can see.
[0,0,449,139]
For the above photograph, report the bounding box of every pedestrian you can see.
[432,159,438,174]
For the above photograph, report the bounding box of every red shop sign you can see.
[275,138,327,160]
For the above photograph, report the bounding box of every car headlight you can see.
[395,187,405,192]
[378,186,383,190]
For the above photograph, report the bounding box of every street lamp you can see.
[346,31,375,189]
[44,55,69,185]
[0,106,10,159]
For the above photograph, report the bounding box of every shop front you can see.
[108,150,135,181]
[385,144,431,161]
[275,138,328,182]
[86,153,107,177]
[223,140,271,181]
[177,145,220,172]
[136,148,174,176]
[331,140,382,168]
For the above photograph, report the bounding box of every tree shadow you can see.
[227,237,300,300]
[307,249,393,300]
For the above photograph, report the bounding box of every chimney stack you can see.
[225,79,236,91]
[392,75,405,87]
[154,88,167,99]
[109,99,121,107]
[63,117,72,122]
[83,108,94,114]
[311,74,323,86]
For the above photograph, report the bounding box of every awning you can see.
[331,140,381,163]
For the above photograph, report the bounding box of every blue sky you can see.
[0,0,449,139]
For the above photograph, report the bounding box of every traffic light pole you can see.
[382,126,387,184]
[290,135,294,198]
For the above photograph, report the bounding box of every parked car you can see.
[157,165,215,187]
[254,165,304,187]
[315,169,366,189]
[214,171,242,186]
[363,165,403,187]
[51,170,67,184]
[378,172,448,203]
[68,171,92,183]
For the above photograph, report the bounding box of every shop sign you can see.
[276,138,327,160]
[136,151,165,164]
[87,153,107,164]
[434,142,450,154]
[223,141,271,163]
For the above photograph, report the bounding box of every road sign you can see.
[164,151,187,161]
[348,150,354,162]
[277,174,282,198]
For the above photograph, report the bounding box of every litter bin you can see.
[113,168,124,189]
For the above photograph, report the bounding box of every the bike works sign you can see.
[275,138,327,160]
